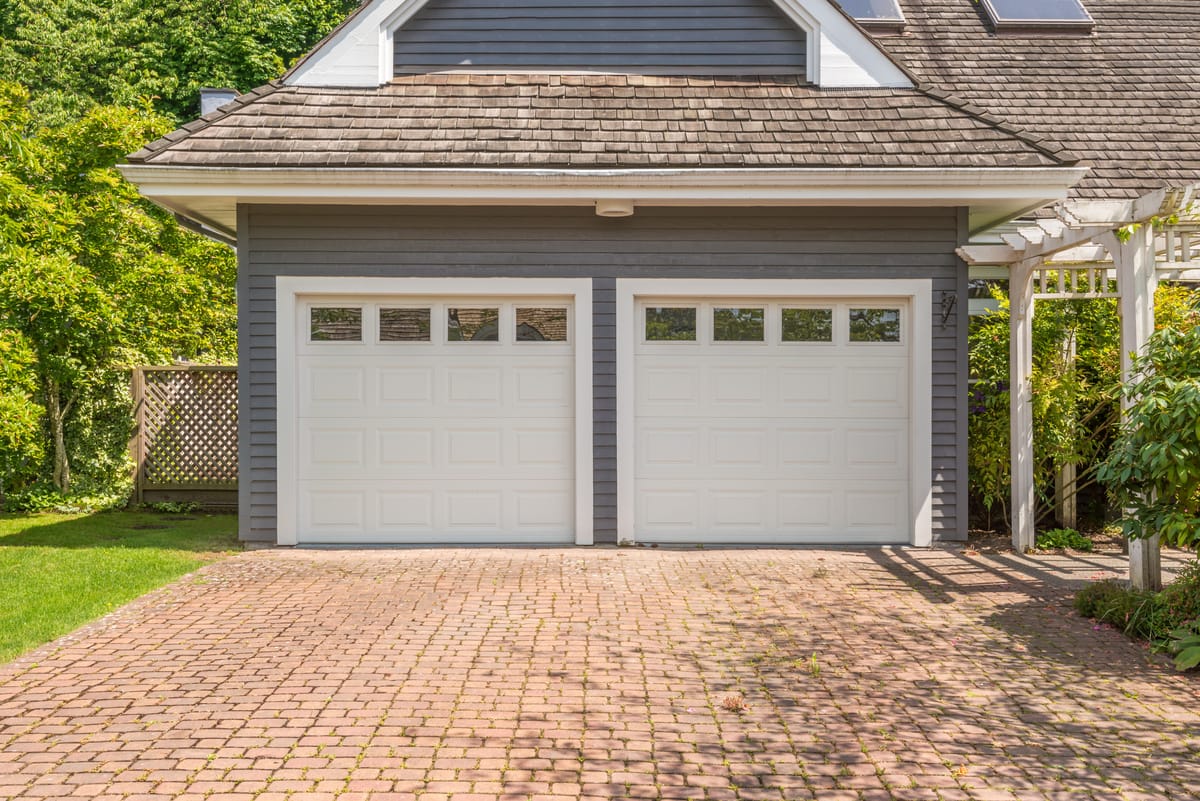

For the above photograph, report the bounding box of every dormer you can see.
[285,0,912,88]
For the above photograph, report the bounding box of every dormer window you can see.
[981,0,1095,35]
[834,0,905,35]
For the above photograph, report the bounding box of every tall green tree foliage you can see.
[968,284,1199,530]
[0,1,356,504]
[0,0,359,123]
[0,82,236,497]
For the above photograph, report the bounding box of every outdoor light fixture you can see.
[595,200,635,218]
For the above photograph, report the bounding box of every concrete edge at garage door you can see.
[614,278,933,547]
[275,276,594,546]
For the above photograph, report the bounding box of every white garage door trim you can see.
[616,278,932,547]
[276,276,593,546]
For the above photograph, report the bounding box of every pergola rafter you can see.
[956,183,1200,591]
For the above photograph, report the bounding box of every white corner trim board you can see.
[275,276,594,546]
[615,278,933,547]
[284,0,911,88]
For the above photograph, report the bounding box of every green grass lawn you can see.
[0,511,239,663]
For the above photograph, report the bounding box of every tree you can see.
[0,0,359,124]
[0,82,236,496]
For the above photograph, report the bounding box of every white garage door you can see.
[634,298,911,543]
[294,297,575,544]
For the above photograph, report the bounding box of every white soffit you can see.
[284,0,911,89]
[116,165,1088,237]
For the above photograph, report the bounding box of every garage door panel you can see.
[710,490,770,529]
[445,490,502,528]
[302,364,367,415]
[640,365,702,406]
[641,427,701,466]
[634,298,911,544]
[378,367,435,404]
[513,366,573,406]
[378,429,435,467]
[778,367,836,407]
[846,365,907,415]
[298,478,573,542]
[305,490,366,532]
[778,491,834,528]
[637,479,908,543]
[777,427,836,467]
[378,492,434,529]
[445,366,502,406]
[514,427,573,466]
[710,428,768,466]
[636,419,907,480]
[295,296,576,544]
[710,367,768,405]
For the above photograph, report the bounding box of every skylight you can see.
[834,0,905,32]
[981,0,1095,32]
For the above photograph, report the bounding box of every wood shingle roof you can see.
[885,0,1200,198]
[127,75,1068,170]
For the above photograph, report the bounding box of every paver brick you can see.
[0,547,1197,800]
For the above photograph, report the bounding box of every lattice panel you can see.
[139,368,238,487]
[1032,265,1120,300]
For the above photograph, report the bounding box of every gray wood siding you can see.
[392,0,808,74]
[241,205,966,545]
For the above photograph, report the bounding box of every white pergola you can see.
[960,183,1200,590]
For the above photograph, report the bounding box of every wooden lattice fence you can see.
[131,366,237,508]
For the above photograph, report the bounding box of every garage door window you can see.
[379,308,431,342]
[849,308,902,343]
[448,308,499,342]
[310,307,362,342]
[516,307,569,342]
[646,307,697,341]
[713,307,765,342]
[781,307,833,343]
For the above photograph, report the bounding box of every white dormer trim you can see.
[285,0,911,89]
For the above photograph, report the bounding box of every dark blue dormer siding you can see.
[392,0,809,75]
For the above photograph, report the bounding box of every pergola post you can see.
[1010,258,1037,552]
[1104,225,1162,591]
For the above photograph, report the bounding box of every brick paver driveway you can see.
[1,547,1198,801]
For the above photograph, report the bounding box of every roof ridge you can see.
[125,82,287,163]
[915,82,1080,167]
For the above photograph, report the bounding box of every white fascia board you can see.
[121,165,1087,203]
[118,164,1087,235]
[285,0,910,89]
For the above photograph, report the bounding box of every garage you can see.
[275,279,593,545]
[617,280,932,545]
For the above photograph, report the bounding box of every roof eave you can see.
[118,164,1089,236]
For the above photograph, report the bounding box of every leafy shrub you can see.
[1099,320,1200,551]
[3,486,126,514]
[1075,558,1200,653]
[1097,590,1168,641]
[1036,528,1093,551]
[1074,579,1130,619]
[1158,559,1200,630]
[1167,622,1200,671]
[148,501,200,514]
